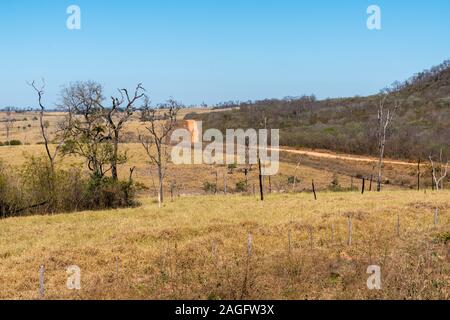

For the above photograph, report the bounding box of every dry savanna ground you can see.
[0,191,449,299]
[0,110,414,194]
[1,111,449,300]
[0,109,218,145]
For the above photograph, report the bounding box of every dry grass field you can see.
[0,142,399,195]
[0,110,412,194]
[1,110,448,301]
[0,109,209,145]
[0,191,448,300]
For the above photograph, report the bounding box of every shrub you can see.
[85,173,136,210]
[287,176,300,185]
[203,181,217,194]
[0,162,23,218]
[227,163,237,174]
[328,174,358,192]
[235,180,248,193]
[436,231,450,244]
[20,156,55,213]
[0,157,137,218]
[329,174,342,191]
[4,140,22,146]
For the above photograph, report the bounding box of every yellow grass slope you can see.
[0,191,449,300]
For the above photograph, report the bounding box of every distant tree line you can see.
[190,60,450,160]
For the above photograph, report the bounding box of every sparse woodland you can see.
[0,81,182,218]
[191,60,450,160]
[1,61,450,218]
[0,62,449,300]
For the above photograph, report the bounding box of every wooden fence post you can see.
[268,176,272,194]
[158,190,162,208]
[258,159,264,201]
[431,169,435,190]
[347,217,353,246]
[224,173,227,195]
[39,265,45,299]
[361,178,365,194]
[248,234,253,258]
[369,175,373,191]
[417,158,421,191]
[312,180,317,200]
[244,168,249,188]
[115,256,120,279]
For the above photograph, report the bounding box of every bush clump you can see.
[203,181,217,194]
[328,174,357,192]
[287,176,300,185]
[0,140,22,146]
[235,180,248,193]
[0,157,137,218]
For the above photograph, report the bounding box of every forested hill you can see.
[187,60,450,160]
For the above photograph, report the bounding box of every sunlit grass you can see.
[0,190,448,300]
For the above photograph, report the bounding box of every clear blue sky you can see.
[1,0,449,108]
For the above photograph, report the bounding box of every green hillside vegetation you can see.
[189,60,450,159]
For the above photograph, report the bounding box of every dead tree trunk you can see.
[139,100,180,206]
[29,81,63,174]
[429,149,449,191]
[376,95,399,192]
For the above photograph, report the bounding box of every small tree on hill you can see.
[139,99,181,206]
[429,149,449,191]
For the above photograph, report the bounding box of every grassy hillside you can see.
[189,60,450,159]
[0,191,448,299]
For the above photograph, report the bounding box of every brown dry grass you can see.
[0,191,448,300]
[0,142,391,195]
[0,109,211,145]
[1,110,447,300]
[1,110,418,193]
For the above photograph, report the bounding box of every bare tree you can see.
[429,149,448,191]
[376,94,399,191]
[59,81,114,178]
[139,99,181,206]
[100,84,146,180]
[29,80,65,173]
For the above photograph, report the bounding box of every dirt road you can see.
[269,147,418,167]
